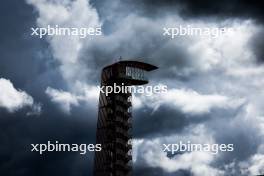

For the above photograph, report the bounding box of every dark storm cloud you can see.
[118,0,264,23]
[0,82,98,176]
[133,105,210,138]
[133,102,240,139]
[0,0,68,102]
[0,108,96,176]
[134,166,192,176]
[133,106,187,138]
[80,20,202,84]
[250,28,264,63]
[0,0,53,88]
[0,1,98,176]
[208,114,261,164]
[90,0,264,71]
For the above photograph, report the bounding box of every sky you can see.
[0,0,264,176]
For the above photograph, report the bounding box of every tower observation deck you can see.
[93,60,157,176]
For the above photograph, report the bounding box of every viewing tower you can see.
[93,60,157,176]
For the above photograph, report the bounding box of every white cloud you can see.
[0,78,40,114]
[45,87,79,114]
[247,154,264,175]
[238,144,264,175]
[26,103,42,116]
[27,0,102,112]
[134,125,224,176]
[45,83,99,114]
[137,88,244,114]
[26,0,101,84]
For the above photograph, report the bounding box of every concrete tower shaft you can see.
[94,60,157,176]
